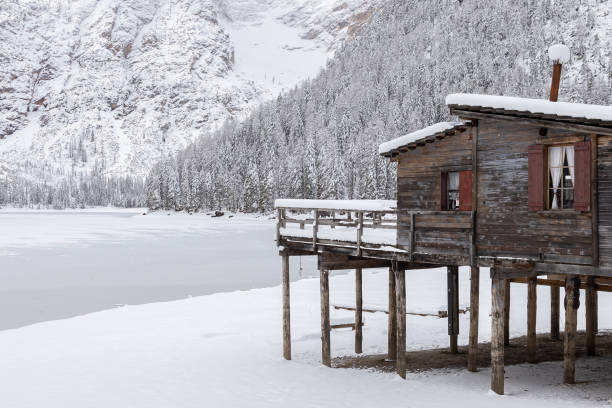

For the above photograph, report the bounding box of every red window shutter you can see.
[440,172,447,211]
[528,145,545,211]
[574,141,591,211]
[459,170,472,210]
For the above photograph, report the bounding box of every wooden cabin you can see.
[275,92,612,394]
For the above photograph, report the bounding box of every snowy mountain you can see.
[0,0,375,204]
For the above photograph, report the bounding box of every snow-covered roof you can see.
[378,121,471,156]
[446,93,612,124]
[274,199,396,212]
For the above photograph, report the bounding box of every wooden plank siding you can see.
[396,128,473,265]
[598,136,612,267]
[476,120,593,265]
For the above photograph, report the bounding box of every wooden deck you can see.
[276,201,474,266]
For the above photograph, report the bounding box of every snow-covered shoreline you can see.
[0,268,609,407]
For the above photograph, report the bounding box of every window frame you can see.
[545,144,575,211]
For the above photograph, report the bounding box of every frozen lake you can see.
[0,209,317,330]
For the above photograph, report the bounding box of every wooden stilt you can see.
[282,254,291,360]
[527,277,537,363]
[320,268,331,367]
[355,268,363,354]
[586,276,596,356]
[491,277,505,395]
[550,286,560,341]
[468,266,479,372]
[447,266,459,354]
[504,279,511,346]
[564,276,579,384]
[388,267,397,360]
[395,265,406,379]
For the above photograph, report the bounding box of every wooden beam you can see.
[564,276,580,384]
[586,276,597,356]
[282,254,291,360]
[395,265,406,378]
[527,277,537,363]
[504,280,510,347]
[450,109,612,137]
[591,134,599,268]
[355,268,363,354]
[534,262,612,277]
[551,286,560,341]
[491,276,505,395]
[447,266,459,353]
[320,268,331,367]
[468,266,479,372]
[388,267,397,360]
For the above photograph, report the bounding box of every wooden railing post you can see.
[409,212,415,261]
[276,208,282,246]
[356,212,363,256]
[313,209,319,251]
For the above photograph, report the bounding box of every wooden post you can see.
[504,279,511,346]
[282,253,291,360]
[355,268,363,354]
[387,267,397,360]
[550,286,560,340]
[491,276,505,395]
[564,276,580,384]
[468,266,479,372]
[586,276,596,356]
[447,266,459,354]
[356,212,363,256]
[313,210,319,251]
[527,277,537,363]
[395,265,406,379]
[320,268,331,367]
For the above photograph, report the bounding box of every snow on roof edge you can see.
[378,121,470,155]
[274,199,397,212]
[445,93,612,122]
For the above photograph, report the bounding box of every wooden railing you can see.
[275,200,475,265]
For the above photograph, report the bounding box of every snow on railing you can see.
[274,199,396,212]
[275,200,397,256]
[275,199,476,264]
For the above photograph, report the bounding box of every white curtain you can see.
[549,146,563,209]
[565,145,575,185]
[448,172,459,191]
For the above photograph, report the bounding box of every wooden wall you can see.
[395,129,473,252]
[476,120,593,265]
[598,136,612,267]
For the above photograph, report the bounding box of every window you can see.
[441,170,472,211]
[528,141,590,212]
[547,145,574,209]
[447,171,460,210]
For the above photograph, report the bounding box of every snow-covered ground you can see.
[0,209,316,329]
[0,265,611,407]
